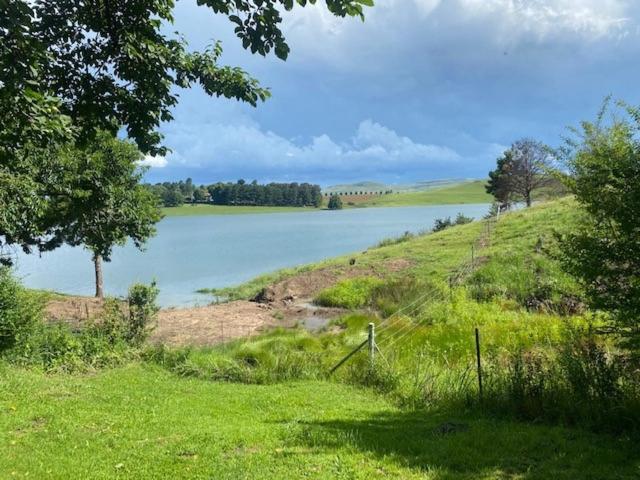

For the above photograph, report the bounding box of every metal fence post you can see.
[475,327,483,402]
[368,322,376,364]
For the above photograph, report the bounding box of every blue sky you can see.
[142,0,640,186]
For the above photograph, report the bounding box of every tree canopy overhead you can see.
[0,0,372,260]
[1,0,372,156]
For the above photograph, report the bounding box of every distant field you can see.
[162,181,490,217]
[162,204,315,217]
[343,180,491,207]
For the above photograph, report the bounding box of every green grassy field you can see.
[2,363,637,479]
[4,197,640,478]
[162,204,316,217]
[351,180,492,207]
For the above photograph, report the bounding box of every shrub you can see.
[327,194,343,210]
[454,212,473,225]
[127,281,160,345]
[0,268,42,352]
[96,282,159,346]
[433,217,453,232]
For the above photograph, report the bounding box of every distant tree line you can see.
[148,179,323,208]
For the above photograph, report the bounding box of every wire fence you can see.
[330,211,499,372]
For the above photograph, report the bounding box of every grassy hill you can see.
[324,178,473,194]
[3,198,639,478]
[353,180,492,206]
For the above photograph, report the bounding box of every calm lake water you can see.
[15,204,490,307]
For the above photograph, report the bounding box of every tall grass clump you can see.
[314,277,383,309]
[467,248,583,315]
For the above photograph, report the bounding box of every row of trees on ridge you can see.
[148,179,323,208]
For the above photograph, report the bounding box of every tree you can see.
[327,194,343,210]
[557,101,640,349]
[485,150,516,206]
[164,188,185,207]
[60,132,163,298]
[193,188,208,203]
[486,139,552,207]
[0,0,371,259]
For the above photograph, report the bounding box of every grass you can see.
[162,204,317,217]
[351,180,492,207]
[2,363,638,479]
[161,181,490,217]
[5,196,640,478]
[198,198,577,302]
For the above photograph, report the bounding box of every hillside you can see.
[4,198,639,479]
[351,179,492,206]
[323,178,473,194]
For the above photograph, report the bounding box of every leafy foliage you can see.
[557,101,640,349]
[486,139,552,207]
[433,212,474,232]
[0,0,370,260]
[0,268,42,352]
[327,194,343,210]
[127,282,160,345]
[61,132,163,262]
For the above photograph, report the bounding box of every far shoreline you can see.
[162,180,492,217]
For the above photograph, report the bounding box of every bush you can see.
[327,194,343,210]
[127,281,160,345]
[0,273,157,371]
[433,217,453,232]
[96,282,159,346]
[0,268,42,352]
[314,277,383,309]
[455,212,473,225]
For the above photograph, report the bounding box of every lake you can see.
[14,203,490,307]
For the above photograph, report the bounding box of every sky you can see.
[142,0,640,186]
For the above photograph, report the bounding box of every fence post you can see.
[475,327,483,402]
[368,322,376,364]
[471,244,475,266]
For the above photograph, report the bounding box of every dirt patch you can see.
[43,257,413,347]
[45,297,107,329]
[252,258,413,308]
[151,301,276,346]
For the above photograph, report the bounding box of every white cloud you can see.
[161,118,461,178]
[139,154,168,168]
[280,0,634,73]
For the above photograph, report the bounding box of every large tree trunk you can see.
[94,254,104,298]
[525,190,532,207]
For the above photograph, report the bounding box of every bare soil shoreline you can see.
[44,259,412,346]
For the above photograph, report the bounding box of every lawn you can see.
[1,363,637,479]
